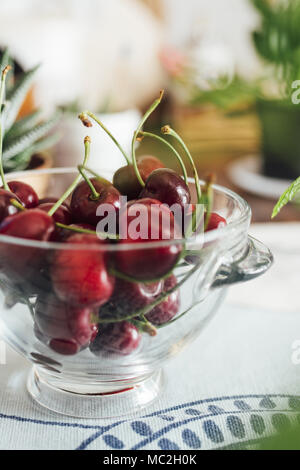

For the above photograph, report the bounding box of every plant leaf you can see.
[272,177,300,218]
[3,112,61,161]
[4,64,40,130]
[4,110,42,142]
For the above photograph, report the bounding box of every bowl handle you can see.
[212,236,273,288]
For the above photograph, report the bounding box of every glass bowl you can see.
[0,168,273,418]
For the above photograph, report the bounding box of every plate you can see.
[228,155,292,199]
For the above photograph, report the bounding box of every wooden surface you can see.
[137,105,300,223]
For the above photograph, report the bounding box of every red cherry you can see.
[116,198,182,281]
[58,223,95,241]
[7,181,38,208]
[0,209,55,282]
[113,155,165,200]
[0,188,22,223]
[205,213,227,232]
[98,277,163,320]
[39,197,70,210]
[70,178,121,227]
[90,321,141,356]
[145,275,180,325]
[51,234,115,307]
[139,168,191,209]
[38,202,72,241]
[35,294,97,355]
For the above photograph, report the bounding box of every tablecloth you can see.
[0,223,299,450]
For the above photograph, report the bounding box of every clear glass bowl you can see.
[0,169,273,418]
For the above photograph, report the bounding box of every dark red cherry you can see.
[116,198,182,281]
[51,234,115,307]
[70,178,121,227]
[90,321,141,356]
[0,209,55,282]
[7,181,38,208]
[205,212,227,232]
[98,278,163,320]
[0,188,22,223]
[139,168,191,209]
[35,293,97,355]
[145,275,180,325]
[38,202,72,241]
[113,155,165,200]
[39,197,70,210]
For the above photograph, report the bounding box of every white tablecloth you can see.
[0,223,299,450]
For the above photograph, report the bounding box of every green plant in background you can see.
[272,176,300,217]
[0,49,61,172]
[191,0,300,108]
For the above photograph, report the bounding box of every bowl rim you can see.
[0,167,252,251]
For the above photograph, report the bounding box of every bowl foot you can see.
[27,366,163,419]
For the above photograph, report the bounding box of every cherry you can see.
[98,277,163,320]
[90,321,141,356]
[139,168,191,209]
[0,188,22,223]
[38,202,72,241]
[145,275,180,325]
[70,178,121,227]
[113,155,164,200]
[39,197,70,210]
[51,234,115,308]
[7,181,38,208]
[205,212,227,232]
[0,209,55,282]
[116,198,182,281]
[35,293,97,355]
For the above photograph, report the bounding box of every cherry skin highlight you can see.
[51,234,115,308]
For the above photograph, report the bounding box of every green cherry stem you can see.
[55,222,97,236]
[48,136,91,217]
[80,165,111,186]
[10,199,25,211]
[138,131,188,184]
[0,66,11,191]
[77,165,100,200]
[79,111,131,165]
[202,173,214,231]
[161,125,202,204]
[131,90,165,188]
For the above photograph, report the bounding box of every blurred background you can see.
[1,0,300,222]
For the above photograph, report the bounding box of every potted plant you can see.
[0,49,60,192]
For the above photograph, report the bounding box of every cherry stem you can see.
[138,131,188,184]
[0,66,11,191]
[132,317,157,337]
[79,165,111,186]
[56,222,97,236]
[10,199,25,211]
[48,136,91,217]
[131,90,164,188]
[77,165,100,200]
[79,111,131,165]
[161,125,202,204]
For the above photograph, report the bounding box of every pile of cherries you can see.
[0,88,226,358]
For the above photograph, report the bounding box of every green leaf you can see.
[4,64,40,131]
[4,110,42,142]
[2,112,61,161]
[272,177,300,218]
